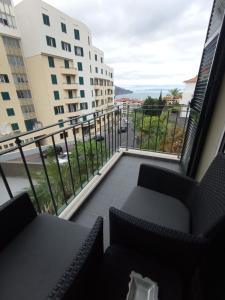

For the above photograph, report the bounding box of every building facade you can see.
[0,0,114,150]
[15,0,114,131]
[180,76,197,117]
[0,0,40,151]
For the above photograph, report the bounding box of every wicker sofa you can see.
[0,192,103,300]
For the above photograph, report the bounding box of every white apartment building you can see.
[15,0,114,132]
[180,76,197,117]
[0,0,40,151]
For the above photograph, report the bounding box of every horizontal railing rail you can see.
[0,103,190,215]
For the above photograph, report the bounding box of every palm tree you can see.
[168,88,182,99]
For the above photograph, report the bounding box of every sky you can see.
[13,0,213,88]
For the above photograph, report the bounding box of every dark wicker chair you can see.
[109,153,225,271]
[0,192,103,300]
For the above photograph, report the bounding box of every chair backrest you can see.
[191,153,225,239]
[0,192,37,252]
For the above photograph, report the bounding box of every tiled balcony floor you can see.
[71,154,181,247]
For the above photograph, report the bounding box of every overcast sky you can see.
[14,0,213,87]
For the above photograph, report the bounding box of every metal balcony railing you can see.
[0,104,190,215]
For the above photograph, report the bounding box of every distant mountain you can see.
[115,86,133,96]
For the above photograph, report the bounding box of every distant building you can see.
[114,98,144,114]
[180,76,197,117]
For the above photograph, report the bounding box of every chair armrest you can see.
[109,207,208,271]
[0,192,37,251]
[48,217,104,299]
[138,164,198,203]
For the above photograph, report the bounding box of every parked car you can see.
[57,152,72,165]
[93,135,104,141]
[118,127,127,134]
[43,145,63,158]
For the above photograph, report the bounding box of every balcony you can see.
[63,82,79,90]
[60,66,77,75]
[0,105,188,211]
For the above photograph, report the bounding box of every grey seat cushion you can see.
[0,214,90,300]
[122,186,190,233]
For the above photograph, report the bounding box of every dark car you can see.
[93,135,104,141]
[43,145,63,158]
[118,127,127,134]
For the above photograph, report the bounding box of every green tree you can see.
[27,139,107,214]
[168,88,182,99]
[143,96,165,116]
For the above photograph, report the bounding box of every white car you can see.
[57,152,71,165]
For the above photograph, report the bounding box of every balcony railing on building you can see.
[0,104,190,216]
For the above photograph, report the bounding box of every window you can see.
[51,75,57,84]
[95,67,98,73]
[90,65,92,73]
[74,29,80,40]
[77,62,83,71]
[48,56,55,68]
[92,90,94,97]
[89,51,91,60]
[68,103,77,112]
[64,60,69,69]
[92,101,95,108]
[61,22,67,33]
[61,41,71,52]
[101,69,103,74]
[1,92,10,100]
[88,36,90,45]
[66,76,71,84]
[95,54,97,61]
[17,90,32,99]
[90,78,93,85]
[46,36,56,47]
[74,46,84,56]
[101,57,103,63]
[60,132,68,139]
[58,119,64,128]
[21,104,35,113]
[54,106,64,115]
[42,14,50,26]
[7,55,24,66]
[0,74,9,83]
[101,99,104,106]
[80,90,85,98]
[80,102,88,110]
[6,108,15,116]
[54,91,60,100]
[83,116,87,122]
[13,74,28,84]
[68,90,73,99]
[79,77,84,85]
[11,123,19,131]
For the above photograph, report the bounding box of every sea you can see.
[115,85,184,100]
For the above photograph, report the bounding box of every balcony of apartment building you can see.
[64,90,80,103]
[1,2,225,299]
[60,64,77,76]
[62,75,78,90]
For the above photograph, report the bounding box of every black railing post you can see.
[51,135,67,204]
[93,113,100,175]
[133,108,137,149]
[140,109,144,150]
[81,123,89,181]
[88,121,95,177]
[126,104,129,151]
[170,109,179,153]
[72,127,83,189]
[37,140,58,215]
[15,137,41,213]
[103,114,107,161]
[0,164,13,199]
[63,130,76,196]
